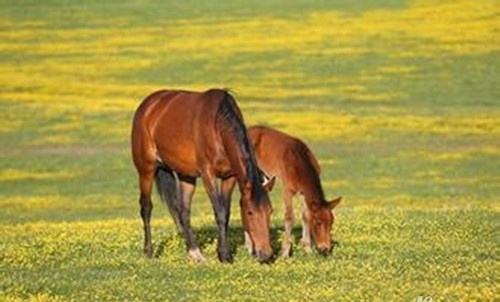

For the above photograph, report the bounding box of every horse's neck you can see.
[217,103,261,191]
[232,141,260,190]
[297,164,324,208]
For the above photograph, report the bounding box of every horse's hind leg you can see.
[177,176,205,262]
[137,164,155,258]
[281,188,295,258]
[221,176,252,255]
[132,120,157,258]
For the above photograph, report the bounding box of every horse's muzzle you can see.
[316,245,332,257]
[256,250,274,263]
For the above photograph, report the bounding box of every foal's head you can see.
[240,177,276,262]
[308,196,342,255]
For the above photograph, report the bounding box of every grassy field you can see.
[1,0,499,301]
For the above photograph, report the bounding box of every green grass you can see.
[1,0,499,301]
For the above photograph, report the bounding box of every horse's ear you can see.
[328,196,342,209]
[263,176,276,192]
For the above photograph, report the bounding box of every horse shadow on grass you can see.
[154,224,338,259]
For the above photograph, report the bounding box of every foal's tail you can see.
[154,167,181,231]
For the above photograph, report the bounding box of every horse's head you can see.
[240,176,276,263]
[308,196,342,255]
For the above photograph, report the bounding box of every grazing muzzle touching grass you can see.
[240,196,274,263]
[309,197,341,255]
[239,177,276,263]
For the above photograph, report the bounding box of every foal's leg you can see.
[177,177,205,262]
[138,164,155,258]
[202,171,233,262]
[300,200,313,254]
[281,188,295,257]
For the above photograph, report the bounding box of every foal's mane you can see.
[216,90,265,204]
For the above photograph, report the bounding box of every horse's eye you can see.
[247,211,253,216]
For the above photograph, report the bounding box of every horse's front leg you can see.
[202,171,233,263]
[220,176,238,257]
[220,176,253,255]
[177,176,205,262]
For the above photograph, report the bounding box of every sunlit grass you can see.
[0,169,80,182]
[247,110,499,140]
[0,208,496,301]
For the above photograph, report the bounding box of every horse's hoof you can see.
[256,250,274,264]
[218,250,234,263]
[144,246,153,258]
[188,248,206,263]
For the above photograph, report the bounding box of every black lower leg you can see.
[213,199,232,262]
[140,195,153,257]
[202,174,233,262]
[178,204,198,250]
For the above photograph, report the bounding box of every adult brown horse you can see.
[231,125,341,257]
[131,89,275,263]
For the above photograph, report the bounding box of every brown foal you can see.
[244,125,341,257]
[131,89,274,263]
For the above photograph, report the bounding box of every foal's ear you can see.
[327,196,342,209]
[262,176,276,192]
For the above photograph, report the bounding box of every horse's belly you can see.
[156,141,199,177]
[153,116,199,176]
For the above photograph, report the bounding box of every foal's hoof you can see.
[280,244,293,258]
[188,248,206,263]
[302,245,313,255]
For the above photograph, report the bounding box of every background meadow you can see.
[0,0,498,301]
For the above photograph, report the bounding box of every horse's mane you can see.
[216,91,265,204]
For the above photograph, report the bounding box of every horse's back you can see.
[132,89,229,176]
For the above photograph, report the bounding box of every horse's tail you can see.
[154,166,181,231]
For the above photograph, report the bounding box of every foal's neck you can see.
[298,166,325,209]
